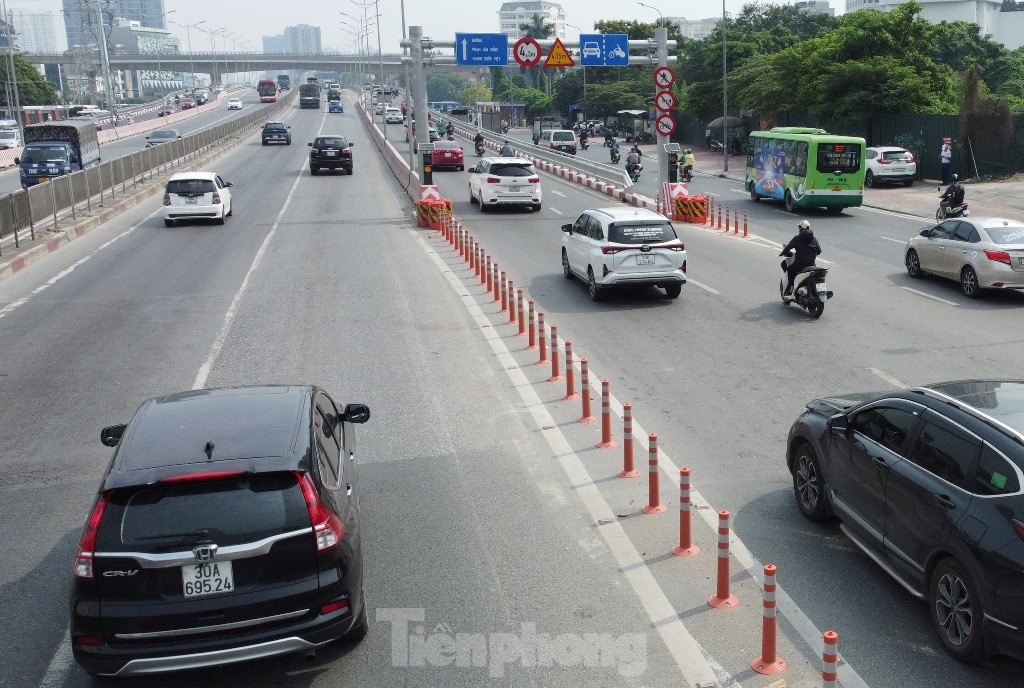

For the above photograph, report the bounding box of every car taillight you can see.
[906,153,915,163]
[163,193,170,206]
[1012,519,1024,542]
[73,492,111,580]
[984,249,1012,266]
[342,148,350,153]
[72,633,103,647]
[487,176,501,184]
[659,241,685,251]
[601,245,628,255]
[877,158,891,164]
[528,176,540,184]
[311,148,319,155]
[297,471,344,550]
[212,193,221,204]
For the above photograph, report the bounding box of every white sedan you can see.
[227,98,242,110]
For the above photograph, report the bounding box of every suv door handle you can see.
[872,456,888,468]
[346,484,353,497]
[934,493,956,509]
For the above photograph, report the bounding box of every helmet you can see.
[685,149,692,154]
[951,174,959,182]
[798,220,811,231]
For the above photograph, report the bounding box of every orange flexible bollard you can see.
[517,290,526,335]
[507,279,516,323]
[708,510,740,609]
[527,300,536,349]
[548,325,561,381]
[578,358,596,423]
[671,468,700,556]
[734,208,739,235]
[641,434,666,514]
[725,205,731,233]
[563,341,576,400]
[751,564,787,675]
[617,403,639,477]
[596,380,617,448]
[537,311,547,363]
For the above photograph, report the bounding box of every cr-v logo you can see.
[102,570,140,577]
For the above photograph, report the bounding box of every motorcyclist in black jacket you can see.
[939,174,965,217]
[780,220,822,295]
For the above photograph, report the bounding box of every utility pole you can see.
[2,0,23,140]
[410,25,430,185]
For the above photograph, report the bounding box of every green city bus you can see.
[745,127,866,213]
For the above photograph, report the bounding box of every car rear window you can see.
[315,138,348,148]
[490,164,534,177]
[552,132,575,142]
[608,222,678,244]
[265,122,286,129]
[97,473,310,551]
[166,179,216,194]
[880,149,913,161]
[985,226,1024,244]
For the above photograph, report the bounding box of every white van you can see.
[537,129,578,155]
[0,127,21,149]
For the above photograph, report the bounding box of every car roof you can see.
[168,171,219,181]
[965,217,1024,229]
[104,385,314,490]
[868,146,909,153]
[586,207,669,222]
[916,380,1024,439]
[434,140,460,148]
[151,129,179,136]
[482,156,532,165]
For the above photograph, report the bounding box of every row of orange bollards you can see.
[704,196,750,238]
[429,202,841,686]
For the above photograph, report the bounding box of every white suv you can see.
[864,146,917,187]
[468,157,542,212]
[561,207,686,301]
[162,171,233,227]
[384,107,403,124]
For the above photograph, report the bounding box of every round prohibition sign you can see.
[514,37,542,67]
[655,114,676,136]
[655,90,676,112]
[653,66,676,88]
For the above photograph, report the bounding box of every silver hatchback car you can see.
[905,217,1024,298]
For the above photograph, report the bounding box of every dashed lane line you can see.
[899,286,958,306]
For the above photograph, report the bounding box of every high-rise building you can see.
[498,1,566,42]
[262,34,286,54]
[8,9,61,53]
[844,0,1024,50]
[794,0,836,15]
[284,25,321,55]
[666,17,720,40]
[62,0,167,52]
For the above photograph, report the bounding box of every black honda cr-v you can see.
[70,385,370,677]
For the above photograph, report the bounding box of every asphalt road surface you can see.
[1,93,1022,687]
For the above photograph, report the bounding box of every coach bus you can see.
[257,78,278,103]
[746,127,866,213]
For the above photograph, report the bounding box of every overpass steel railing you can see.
[0,90,297,254]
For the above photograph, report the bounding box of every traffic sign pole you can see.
[656,27,669,190]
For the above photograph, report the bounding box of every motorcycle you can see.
[445,131,454,141]
[603,134,615,148]
[780,251,831,318]
[501,124,509,134]
[610,147,621,164]
[679,164,693,183]
[579,136,589,151]
[935,196,968,221]
[475,141,485,156]
[627,162,643,183]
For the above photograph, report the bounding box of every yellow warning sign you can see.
[544,38,575,68]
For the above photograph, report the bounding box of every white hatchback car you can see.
[162,171,233,227]
[468,157,542,212]
[864,146,917,188]
[227,98,242,110]
[561,207,687,301]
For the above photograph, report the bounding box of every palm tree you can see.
[518,15,554,89]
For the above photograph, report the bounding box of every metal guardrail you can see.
[433,112,633,190]
[0,90,297,254]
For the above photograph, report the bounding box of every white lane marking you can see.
[860,205,929,220]
[549,208,563,215]
[0,208,159,321]
[192,157,306,390]
[881,236,908,244]
[38,630,74,688]
[550,190,566,197]
[870,368,909,389]
[900,286,958,306]
[418,233,727,688]
[686,278,719,295]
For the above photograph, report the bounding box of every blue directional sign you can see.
[579,33,629,67]
[455,33,509,66]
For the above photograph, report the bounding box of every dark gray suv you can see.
[71,385,370,676]
[786,379,1024,662]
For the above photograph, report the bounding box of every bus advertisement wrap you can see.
[746,127,866,213]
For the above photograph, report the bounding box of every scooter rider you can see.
[474,131,484,146]
[780,220,822,296]
[609,139,621,163]
[625,147,642,178]
[681,148,696,180]
[499,140,515,157]
[939,174,965,217]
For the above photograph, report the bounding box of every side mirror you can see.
[14,157,19,164]
[920,229,931,237]
[828,413,849,436]
[307,142,313,146]
[349,141,355,146]
[561,223,573,233]
[101,424,127,447]
[224,181,233,187]
[341,403,371,424]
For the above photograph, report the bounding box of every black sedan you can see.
[785,380,1024,662]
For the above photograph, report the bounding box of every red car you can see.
[158,105,177,117]
[179,97,196,109]
[431,140,464,171]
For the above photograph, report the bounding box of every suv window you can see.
[552,131,575,142]
[315,396,341,489]
[608,222,677,245]
[850,406,918,454]
[265,122,286,130]
[880,149,913,161]
[314,137,349,148]
[166,179,216,194]
[490,164,533,177]
[974,444,1021,495]
[905,418,981,488]
[98,474,311,551]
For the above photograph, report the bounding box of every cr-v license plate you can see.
[182,561,233,597]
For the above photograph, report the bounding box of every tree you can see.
[460,81,492,105]
[0,54,59,106]
[426,72,470,102]
[519,14,554,90]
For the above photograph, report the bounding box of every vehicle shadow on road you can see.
[888,271,1024,310]
[737,299,826,325]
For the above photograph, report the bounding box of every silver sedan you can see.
[905,217,1024,298]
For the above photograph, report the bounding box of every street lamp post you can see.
[722,0,728,172]
[169,19,205,89]
[340,13,366,84]
[637,1,664,23]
